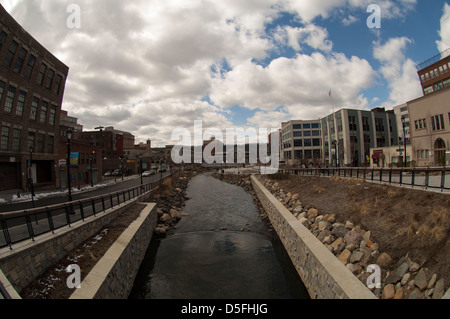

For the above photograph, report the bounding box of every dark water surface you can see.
[129,174,309,299]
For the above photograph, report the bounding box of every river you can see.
[128,173,309,299]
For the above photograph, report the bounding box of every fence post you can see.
[425,167,430,189]
[411,167,416,188]
[389,167,392,184]
[1,218,12,250]
[441,167,446,192]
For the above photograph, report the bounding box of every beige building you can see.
[408,87,450,166]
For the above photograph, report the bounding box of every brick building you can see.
[0,5,69,191]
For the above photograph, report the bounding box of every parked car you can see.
[142,170,156,177]
[112,169,122,176]
[104,171,112,176]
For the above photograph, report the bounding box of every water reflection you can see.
[129,174,309,299]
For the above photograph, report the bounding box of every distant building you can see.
[416,48,450,96]
[280,120,322,166]
[0,5,69,191]
[321,108,398,167]
[408,87,450,166]
[60,109,83,132]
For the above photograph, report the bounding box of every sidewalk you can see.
[0,175,140,206]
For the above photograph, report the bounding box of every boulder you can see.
[338,249,352,265]
[382,284,395,299]
[318,221,331,231]
[160,213,172,222]
[432,279,445,299]
[414,269,428,291]
[332,226,348,238]
[344,230,362,246]
[377,252,393,268]
[350,250,364,263]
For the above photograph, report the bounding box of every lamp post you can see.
[332,140,337,168]
[401,116,407,168]
[139,154,143,185]
[120,155,124,181]
[90,151,95,187]
[66,129,73,202]
[29,146,35,208]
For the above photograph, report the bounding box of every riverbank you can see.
[219,172,449,299]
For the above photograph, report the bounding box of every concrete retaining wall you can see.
[251,175,376,299]
[70,202,157,299]
[0,193,152,293]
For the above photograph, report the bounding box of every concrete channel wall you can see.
[70,203,157,299]
[0,193,152,294]
[251,175,376,299]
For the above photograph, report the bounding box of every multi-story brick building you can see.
[0,5,69,191]
[417,48,450,96]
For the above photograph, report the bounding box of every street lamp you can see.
[401,116,407,168]
[332,140,337,168]
[66,129,73,202]
[139,154,143,185]
[28,146,35,208]
[90,151,95,187]
[120,156,124,181]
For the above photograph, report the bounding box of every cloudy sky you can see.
[1,0,450,146]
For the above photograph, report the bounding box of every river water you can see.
[129,174,309,299]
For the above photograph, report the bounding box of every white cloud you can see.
[373,37,422,108]
[274,24,333,53]
[436,2,450,53]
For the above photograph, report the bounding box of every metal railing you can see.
[277,167,450,192]
[0,180,161,250]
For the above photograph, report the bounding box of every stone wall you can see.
[70,203,157,299]
[0,193,152,293]
[251,175,376,299]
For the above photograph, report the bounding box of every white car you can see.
[142,170,156,177]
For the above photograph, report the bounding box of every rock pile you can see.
[152,174,192,237]
[257,175,448,300]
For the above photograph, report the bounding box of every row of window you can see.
[283,138,321,149]
[415,114,448,131]
[420,62,450,83]
[0,80,57,125]
[284,149,322,160]
[0,29,64,95]
[0,125,55,154]
[423,77,450,95]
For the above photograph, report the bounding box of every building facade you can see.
[321,108,398,167]
[280,120,322,166]
[417,48,450,96]
[0,5,69,191]
[408,87,450,166]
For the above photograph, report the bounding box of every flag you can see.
[328,90,332,98]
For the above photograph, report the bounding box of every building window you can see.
[304,131,311,137]
[0,31,7,49]
[40,101,48,123]
[0,80,5,104]
[432,114,445,131]
[293,131,302,137]
[444,64,449,73]
[13,47,27,73]
[304,139,312,147]
[37,133,45,153]
[49,104,56,126]
[46,69,54,90]
[443,77,450,88]
[15,91,26,117]
[294,139,303,147]
[303,124,311,129]
[48,135,54,154]
[434,82,443,92]
[420,74,425,83]
[30,97,39,120]
[3,41,18,67]
[362,117,370,131]
[37,63,47,86]
[12,128,21,151]
[312,130,321,136]
[293,124,302,130]
[4,86,16,113]
[23,54,36,79]
[1,126,9,150]
[313,139,321,146]
[430,70,435,79]
[424,85,434,95]
[54,74,63,95]
[311,123,320,129]
[425,72,430,81]
[28,132,35,151]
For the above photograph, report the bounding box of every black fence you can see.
[0,180,160,250]
[277,166,450,192]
